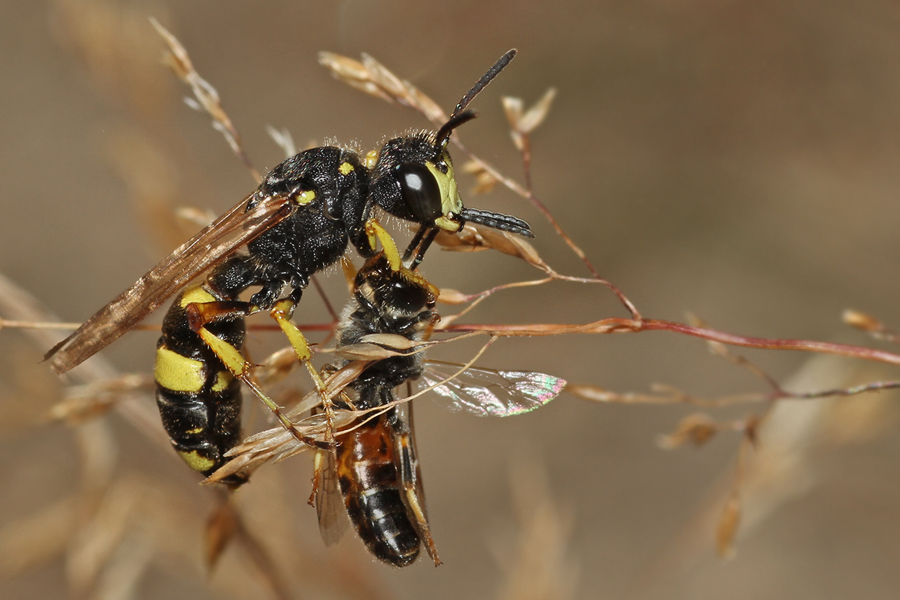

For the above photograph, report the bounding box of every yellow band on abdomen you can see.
[155,346,206,392]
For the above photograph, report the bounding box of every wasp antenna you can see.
[434,50,518,153]
[452,49,517,118]
[434,110,478,153]
[459,207,534,238]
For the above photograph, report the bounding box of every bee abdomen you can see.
[338,420,421,566]
[154,284,247,487]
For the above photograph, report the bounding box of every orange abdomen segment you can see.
[336,416,421,567]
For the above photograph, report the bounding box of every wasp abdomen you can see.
[155,284,247,487]
[337,415,421,567]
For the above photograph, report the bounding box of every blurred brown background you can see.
[4,1,900,599]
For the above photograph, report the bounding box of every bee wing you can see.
[416,361,566,417]
[45,192,295,373]
[314,448,350,546]
[393,401,440,565]
[394,401,426,513]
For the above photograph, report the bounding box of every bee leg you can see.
[308,445,336,507]
[309,447,324,506]
[269,299,338,448]
[395,422,442,566]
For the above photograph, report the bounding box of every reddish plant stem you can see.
[441,318,900,368]
[27,316,900,368]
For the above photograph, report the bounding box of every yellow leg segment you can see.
[364,218,439,297]
[397,430,442,566]
[185,290,345,451]
[197,328,251,378]
[364,218,402,271]
[196,327,299,437]
[271,299,336,444]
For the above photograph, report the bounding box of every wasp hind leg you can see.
[183,298,324,450]
[155,285,250,488]
[185,285,348,458]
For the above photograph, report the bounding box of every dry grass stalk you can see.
[150,18,260,181]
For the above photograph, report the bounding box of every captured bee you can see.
[312,240,566,567]
[315,246,441,567]
[44,50,533,486]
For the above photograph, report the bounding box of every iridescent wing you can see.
[416,361,565,417]
[45,191,295,373]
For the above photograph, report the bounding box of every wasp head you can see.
[370,130,462,232]
[370,110,533,239]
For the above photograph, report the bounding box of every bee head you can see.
[355,253,437,319]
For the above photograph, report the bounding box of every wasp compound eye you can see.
[394,163,442,223]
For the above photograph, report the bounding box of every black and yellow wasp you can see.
[45,50,532,487]
[307,237,566,567]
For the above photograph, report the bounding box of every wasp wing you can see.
[45,192,295,373]
[416,361,565,417]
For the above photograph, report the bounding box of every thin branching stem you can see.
[442,317,900,367]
